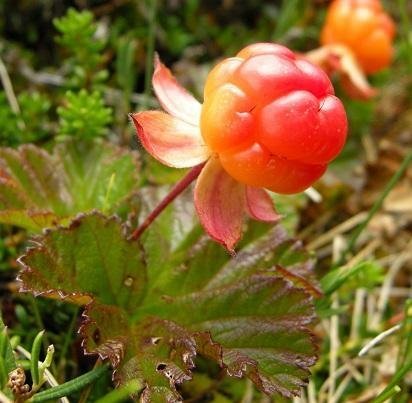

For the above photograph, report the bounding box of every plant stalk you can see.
[129,162,205,241]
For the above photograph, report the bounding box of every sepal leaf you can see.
[245,186,281,222]
[152,55,202,126]
[194,156,245,252]
[130,111,209,168]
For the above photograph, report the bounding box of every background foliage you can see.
[0,0,411,402]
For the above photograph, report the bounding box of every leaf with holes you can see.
[18,213,196,400]
[0,140,139,231]
[136,271,317,398]
[19,212,319,400]
[80,305,196,402]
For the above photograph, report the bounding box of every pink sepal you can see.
[130,111,209,168]
[153,55,202,126]
[304,45,376,100]
[245,187,281,222]
[194,156,245,253]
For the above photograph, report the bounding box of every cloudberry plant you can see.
[131,43,348,249]
[321,0,395,74]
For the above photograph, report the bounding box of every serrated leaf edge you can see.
[17,212,320,400]
[17,211,134,299]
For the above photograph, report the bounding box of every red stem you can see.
[129,162,206,241]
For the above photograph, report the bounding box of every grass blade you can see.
[32,363,109,402]
[30,330,44,386]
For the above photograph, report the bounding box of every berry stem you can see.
[129,162,206,241]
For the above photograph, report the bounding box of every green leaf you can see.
[81,308,194,402]
[19,213,319,400]
[0,211,63,233]
[144,220,320,300]
[137,270,317,398]
[320,261,379,296]
[95,379,143,403]
[0,315,16,393]
[0,140,139,231]
[19,213,146,311]
[137,186,318,300]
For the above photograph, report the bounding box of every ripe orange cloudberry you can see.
[201,43,347,194]
[321,0,395,74]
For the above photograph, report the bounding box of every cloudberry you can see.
[321,0,395,74]
[131,43,348,249]
[201,43,347,194]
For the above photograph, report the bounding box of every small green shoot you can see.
[30,330,44,387]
